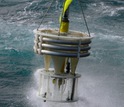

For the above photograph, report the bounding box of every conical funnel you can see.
[44,55,51,71]
[71,58,79,74]
[51,56,66,74]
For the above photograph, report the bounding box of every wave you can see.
[0,0,123,23]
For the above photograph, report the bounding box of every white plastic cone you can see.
[51,56,66,74]
[71,58,79,74]
[44,55,51,71]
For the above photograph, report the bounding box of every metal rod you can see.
[71,75,76,100]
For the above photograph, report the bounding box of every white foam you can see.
[26,64,124,107]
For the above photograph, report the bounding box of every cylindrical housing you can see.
[38,69,81,102]
[60,18,69,33]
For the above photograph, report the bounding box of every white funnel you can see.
[71,58,79,74]
[44,55,51,71]
[51,56,66,74]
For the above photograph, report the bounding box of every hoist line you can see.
[77,0,91,37]
[37,0,55,30]
[37,0,91,37]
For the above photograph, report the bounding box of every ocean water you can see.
[0,0,124,107]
